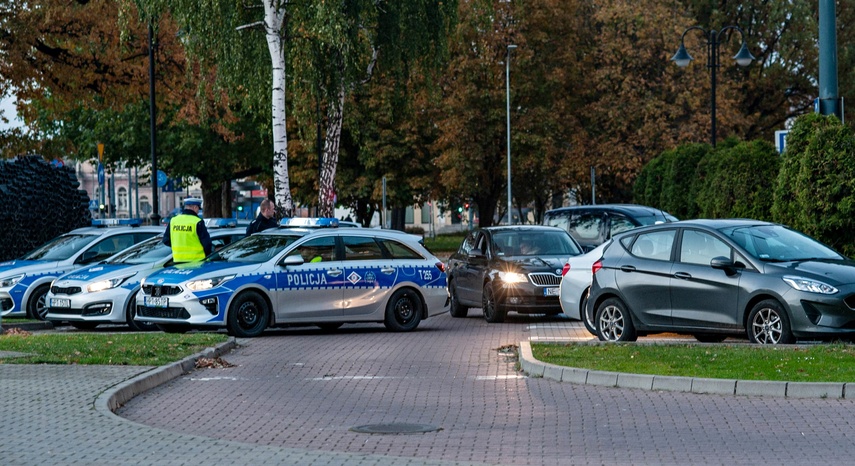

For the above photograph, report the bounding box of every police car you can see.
[45,228,246,330]
[0,219,163,320]
[135,219,448,337]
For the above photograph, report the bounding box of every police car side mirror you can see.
[279,255,305,267]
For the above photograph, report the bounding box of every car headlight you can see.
[185,275,236,292]
[782,275,838,294]
[500,271,528,284]
[0,274,25,288]
[87,274,136,293]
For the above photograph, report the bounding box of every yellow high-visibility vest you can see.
[170,214,205,262]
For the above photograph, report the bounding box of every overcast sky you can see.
[0,96,23,130]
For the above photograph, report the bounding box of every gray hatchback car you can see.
[587,219,855,344]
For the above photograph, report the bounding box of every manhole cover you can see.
[349,423,442,434]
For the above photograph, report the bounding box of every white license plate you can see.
[50,298,70,308]
[144,296,169,308]
[543,287,559,297]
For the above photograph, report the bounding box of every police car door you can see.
[341,234,394,317]
[274,236,343,320]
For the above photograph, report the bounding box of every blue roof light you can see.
[279,217,339,228]
[92,218,143,227]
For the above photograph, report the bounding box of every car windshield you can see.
[721,225,843,262]
[107,236,170,265]
[21,234,100,261]
[207,234,303,264]
[492,230,582,257]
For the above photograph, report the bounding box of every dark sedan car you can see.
[447,226,583,322]
[587,219,855,344]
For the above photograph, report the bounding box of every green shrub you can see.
[661,143,709,219]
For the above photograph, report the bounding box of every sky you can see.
[0,96,23,130]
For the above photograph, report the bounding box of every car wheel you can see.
[694,333,727,343]
[126,290,158,332]
[747,300,793,344]
[482,282,506,323]
[384,288,423,332]
[26,284,50,321]
[317,323,343,331]
[227,291,270,338]
[70,322,99,330]
[581,288,597,336]
[448,281,468,318]
[156,324,191,334]
[595,298,637,342]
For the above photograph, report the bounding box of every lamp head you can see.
[733,42,755,67]
[670,43,693,68]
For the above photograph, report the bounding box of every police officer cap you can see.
[183,198,203,207]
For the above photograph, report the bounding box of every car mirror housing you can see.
[279,255,305,267]
[468,250,485,258]
[710,256,741,275]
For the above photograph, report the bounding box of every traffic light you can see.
[464,202,470,210]
[237,205,244,212]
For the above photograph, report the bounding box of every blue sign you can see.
[156,170,168,188]
[775,130,789,154]
[97,163,105,185]
[88,199,98,210]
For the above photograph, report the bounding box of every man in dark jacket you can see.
[246,199,278,235]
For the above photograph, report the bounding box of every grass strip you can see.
[0,332,228,366]
[532,342,855,383]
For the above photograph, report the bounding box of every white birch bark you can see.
[318,83,346,218]
[264,0,293,217]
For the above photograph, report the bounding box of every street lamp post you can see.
[505,44,517,225]
[671,26,754,147]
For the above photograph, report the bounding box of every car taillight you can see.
[561,263,570,276]
[592,260,603,275]
[435,261,446,273]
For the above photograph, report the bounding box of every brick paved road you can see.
[119,312,855,465]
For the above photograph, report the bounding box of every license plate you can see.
[144,296,169,308]
[543,287,559,297]
[50,298,70,308]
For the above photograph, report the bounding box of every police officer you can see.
[246,199,278,235]
[163,198,212,263]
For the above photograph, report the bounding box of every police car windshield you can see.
[207,234,302,264]
[21,234,100,261]
[107,236,171,265]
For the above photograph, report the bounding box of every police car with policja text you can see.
[0,219,163,320]
[135,219,448,337]
[45,227,245,330]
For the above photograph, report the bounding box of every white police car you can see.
[0,219,163,320]
[45,228,246,330]
[135,220,448,337]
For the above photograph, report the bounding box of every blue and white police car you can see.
[0,219,163,320]
[45,228,245,330]
[135,220,448,337]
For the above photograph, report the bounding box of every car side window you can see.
[630,230,676,261]
[287,237,337,263]
[87,233,137,262]
[459,232,477,255]
[609,215,636,237]
[476,234,491,255]
[680,230,732,265]
[567,212,604,242]
[343,236,384,261]
[379,239,423,259]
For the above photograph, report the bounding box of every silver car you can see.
[558,240,611,335]
[45,228,245,330]
[136,225,449,337]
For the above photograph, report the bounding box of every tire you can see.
[384,288,423,332]
[70,322,99,330]
[595,298,637,342]
[156,324,191,334]
[581,289,597,336]
[747,299,793,344]
[126,290,158,332]
[227,291,270,338]
[317,323,343,331]
[448,281,468,318]
[27,284,50,321]
[694,333,727,343]
[482,282,506,323]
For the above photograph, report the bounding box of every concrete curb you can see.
[518,341,850,399]
[96,338,238,414]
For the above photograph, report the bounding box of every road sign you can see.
[97,143,104,162]
[156,170,168,188]
[775,130,789,154]
[88,199,98,210]
[97,163,105,185]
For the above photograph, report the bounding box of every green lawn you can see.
[532,342,855,383]
[423,234,465,253]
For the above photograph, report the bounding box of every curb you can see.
[518,341,849,399]
[96,338,238,414]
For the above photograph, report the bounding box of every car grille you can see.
[528,273,561,286]
[137,306,191,319]
[142,284,182,297]
[48,308,83,316]
[51,286,82,295]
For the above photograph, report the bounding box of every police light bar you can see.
[204,218,238,228]
[279,217,339,228]
[92,218,143,227]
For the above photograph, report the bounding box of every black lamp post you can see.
[148,23,160,225]
[671,26,755,147]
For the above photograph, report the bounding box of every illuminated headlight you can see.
[0,274,25,288]
[186,275,236,292]
[500,271,528,284]
[87,274,136,293]
[783,276,838,294]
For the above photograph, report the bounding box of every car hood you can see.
[0,259,62,278]
[765,259,855,285]
[499,255,567,274]
[145,261,264,286]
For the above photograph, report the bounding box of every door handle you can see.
[619,265,636,272]
[381,267,395,274]
[327,269,342,277]
[674,271,692,280]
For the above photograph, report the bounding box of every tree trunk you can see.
[264,1,293,218]
[318,83,346,218]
